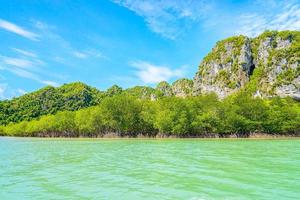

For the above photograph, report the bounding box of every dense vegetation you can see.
[0,79,195,126]
[0,82,105,125]
[1,92,299,137]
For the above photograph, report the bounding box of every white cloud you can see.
[130,60,185,84]
[0,84,28,99]
[11,48,37,58]
[41,80,60,87]
[0,56,59,88]
[2,56,33,69]
[9,67,39,80]
[34,20,52,31]
[112,0,211,39]
[86,49,107,59]
[8,67,59,87]
[0,19,39,41]
[73,51,88,59]
[73,49,106,59]
[113,0,300,39]
[236,2,300,37]
[17,89,27,95]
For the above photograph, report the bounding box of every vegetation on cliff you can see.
[193,30,300,99]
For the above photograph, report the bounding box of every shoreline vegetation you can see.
[1,92,299,138]
[1,134,299,139]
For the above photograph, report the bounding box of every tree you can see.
[154,98,192,136]
[106,85,123,97]
[99,95,143,136]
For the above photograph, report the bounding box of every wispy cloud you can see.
[8,67,39,80]
[0,19,39,41]
[236,2,300,37]
[11,48,37,58]
[86,49,107,59]
[0,55,59,87]
[73,49,106,59]
[112,0,211,39]
[0,20,74,91]
[0,83,28,99]
[130,60,186,84]
[113,0,300,39]
[8,67,59,87]
[1,56,33,69]
[73,51,88,59]
[40,80,59,87]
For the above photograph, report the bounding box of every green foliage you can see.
[201,35,247,65]
[276,69,297,85]
[106,85,123,96]
[1,92,298,137]
[123,86,156,99]
[171,78,193,96]
[215,70,236,89]
[0,82,105,125]
[153,97,193,136]
[156,81,173,97]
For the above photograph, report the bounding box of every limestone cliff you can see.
[171,78,193,97]
[250,31,300,99]
[156,81,173,97]
[193,31,300,99]
[155,79,193,98]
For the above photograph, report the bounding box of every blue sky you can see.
[0,0,299,99]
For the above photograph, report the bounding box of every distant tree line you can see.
[1,92,299,137]
[0,82,166,126]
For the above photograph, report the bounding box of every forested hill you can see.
[0,82,104,125]
[0,79,194,125]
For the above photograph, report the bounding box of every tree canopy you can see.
[1,92,299,137]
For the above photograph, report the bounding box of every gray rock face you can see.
[156,81,173,97]
[193,31,300,100]
[172,79,193,97]
[276,76,300,99]
[256,37,273,65]
[253,32,299,99]
[276,37,291,49]
[150,94,157,101]
[193,36,253,98]
[276,84,300,99]
[239,39,253,72]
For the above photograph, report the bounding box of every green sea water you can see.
[0,137,299,200]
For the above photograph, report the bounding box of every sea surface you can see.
[0,137,299,200]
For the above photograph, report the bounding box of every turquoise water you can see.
[0,138,299,200]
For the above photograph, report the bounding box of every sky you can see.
[0,0,300,99]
